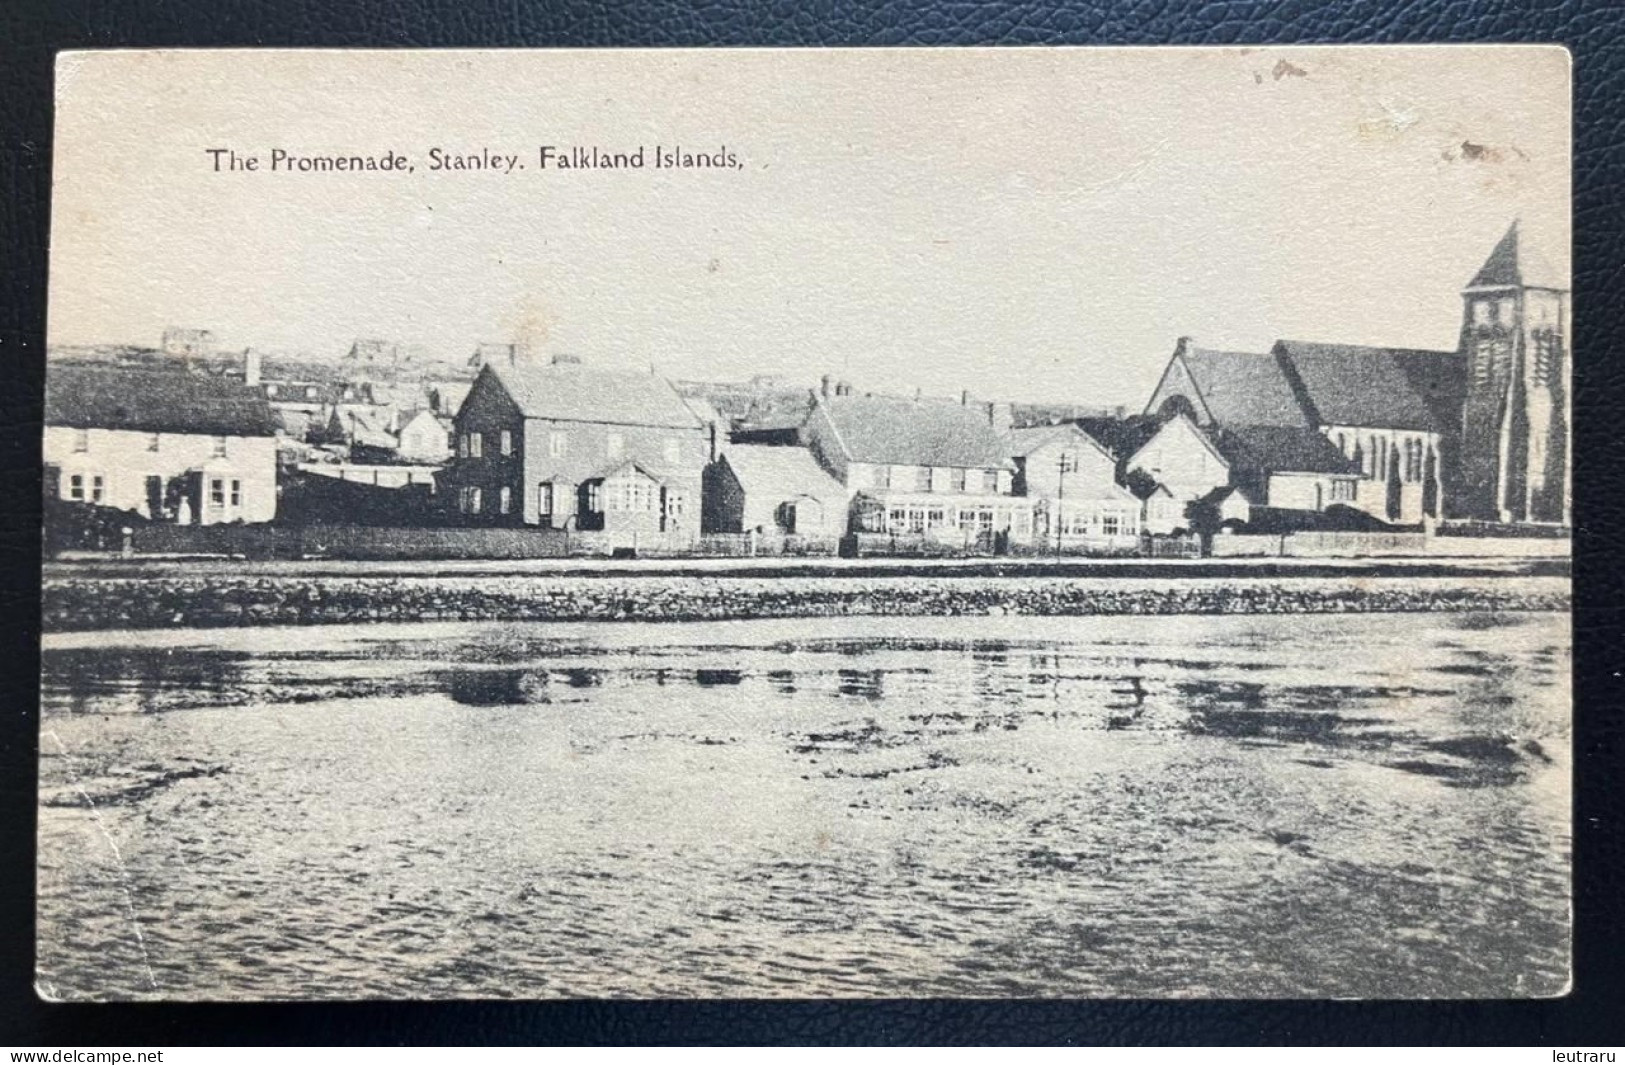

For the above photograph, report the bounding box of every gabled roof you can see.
[1175,343,1314,428]
[816,395,1014,469]
[1467,220,1568,291]
[1211,424,1359,476]
[725,445,846,500]
[1272,340,1464,433]
[1006,422,1112,461]
[485,362,706,430]
[45,364,277,437]
[1073,414,1166,462]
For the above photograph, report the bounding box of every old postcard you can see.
[39,47,1571,1000]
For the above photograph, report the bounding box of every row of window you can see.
[1332,432,1432,484]
[70,429,231,457]
[863,503,1034,536]
[856,465,1003,494]
[457,429,687,465]
[65,473,243,509]
[460,481,687,518]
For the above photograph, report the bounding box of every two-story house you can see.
[442,356,714,547]
[1008,423,1141,549]
[802,392,1029,546]
[43,363,279,524]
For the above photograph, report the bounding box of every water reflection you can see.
[37,612,1570,999]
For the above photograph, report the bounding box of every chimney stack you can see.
[821,374,832,399]
[961,389,972,406]
[987,401,1014,436]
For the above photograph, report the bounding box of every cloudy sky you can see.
[49,47,1569,406]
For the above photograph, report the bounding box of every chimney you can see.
[837,380,852,397]
[821,374,832,398]
[961,389,972,406]
[244,349,262,388]
[551,353,581,366]
[987,401,1013,436]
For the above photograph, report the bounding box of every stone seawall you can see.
[41,573,1572,632]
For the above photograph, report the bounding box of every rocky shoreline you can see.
[41,572,1572,632]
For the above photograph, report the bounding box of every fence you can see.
[129,523,576,561]
[1209,530,1570,560]
[695,533,840,557]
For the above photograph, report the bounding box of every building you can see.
[1268,339,1456,523]
[1122,410,1234,511]
[160,327,216,361]
[395,409,453,463]
[442,356,714,545]
[1455,221,1570,524]
[802,391,1029,546]
[702,444,849,540]
[43,363,278,524]
[1145,337,1448,523]
[1140,223,1567,527]
[1008,423,1141,549]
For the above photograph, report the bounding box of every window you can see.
[67,474,84,502]
[229,480,242,507]
[1101,514,1121,537]
[875,466,892,490]
[913,466,932,492]
[549,431,568,458]
[458,434,468,459]
[469,487,482,513]
[1059,451,1079,475]
[951,468,967,493]
[1332,480,1356,502]
[468,432,483,458]
[664,439,681,465]
[538,482,554,516]
[907,508,926,533]
[500,430,513,456]
[887,506,908,532]
[212,436,228,458]
[607,433,625,459]
[585,482,602,512]
[499,486,512,514]
[926,507,945,528]
[146,433,161,452]
[210,478,225,507]
[982,469,999,493]
[72,429,89,453]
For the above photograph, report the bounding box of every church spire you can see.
[1465,219,1567,291]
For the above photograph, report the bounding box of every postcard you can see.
[39,46,1571,1000]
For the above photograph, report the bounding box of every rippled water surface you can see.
[38,612,1570,999]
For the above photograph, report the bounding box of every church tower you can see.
[1455,221,1570,524]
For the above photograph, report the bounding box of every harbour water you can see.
[37,610,1571,999]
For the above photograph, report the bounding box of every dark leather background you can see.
[1,0,1620,1046]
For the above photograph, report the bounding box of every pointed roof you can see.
[1172,342,1314,428]
[1005,421,1113,461]
[1466,221,1568,291]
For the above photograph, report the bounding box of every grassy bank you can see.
[41,570,1571,632]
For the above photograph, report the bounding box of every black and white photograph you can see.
[36,46,1571,1001]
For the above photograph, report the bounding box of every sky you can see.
[48,47,1570,407]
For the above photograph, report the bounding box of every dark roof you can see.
[1211,424,1359,476]
[1273,340,1464,432]
[45,364,277,437]
[1074,414,1165,462]
[817,395,1013,469]
[1179,346,1312,428]
[1467,220,1567,291]
[486,362,706,430]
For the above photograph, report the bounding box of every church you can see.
[1142,221,1569,527]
